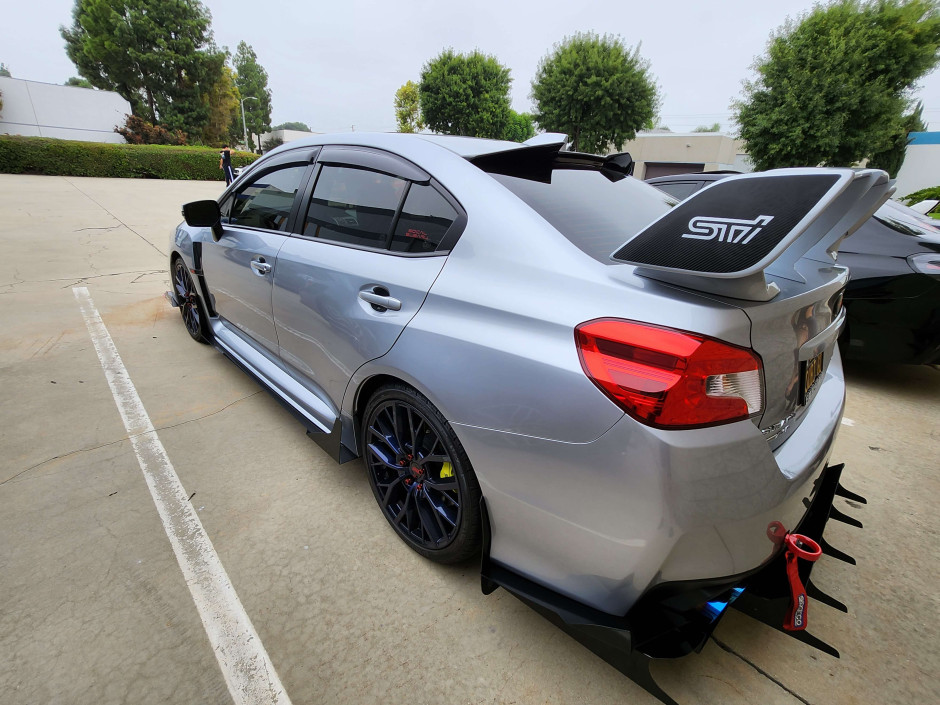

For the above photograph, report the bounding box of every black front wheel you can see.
[173,257,210,344]
[362,384,481,563]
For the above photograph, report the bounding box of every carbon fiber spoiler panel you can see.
[613,168,893,301]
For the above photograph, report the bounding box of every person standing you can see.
[219,145,234,186]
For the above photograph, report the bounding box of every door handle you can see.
[250,258,272,275]
[359,289,402,312]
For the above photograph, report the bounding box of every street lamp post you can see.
[240,96,258,152]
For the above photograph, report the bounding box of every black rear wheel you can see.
[362,384,481,563]
[173,257,210,344]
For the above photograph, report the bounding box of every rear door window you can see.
[390,184,458,253]
[304,166,407,247]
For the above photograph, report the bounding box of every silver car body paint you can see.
[170,132,861,616]
[201,228,285,355]
[274,239,446,415]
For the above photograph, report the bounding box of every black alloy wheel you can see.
[362,384,481,563]
[173,258,210,344]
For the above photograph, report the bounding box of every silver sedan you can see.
[167,132,885,700]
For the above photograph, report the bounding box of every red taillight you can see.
[575,319,763,429]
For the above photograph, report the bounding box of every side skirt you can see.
[209,319,357,464]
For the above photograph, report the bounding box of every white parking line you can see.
[73,287,292,705]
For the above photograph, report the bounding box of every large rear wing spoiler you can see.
[612,168,893,301]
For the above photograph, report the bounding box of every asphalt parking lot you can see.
[1,174,938,705]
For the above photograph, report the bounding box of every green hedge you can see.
[900,185,940,205]
[0,136,259,180]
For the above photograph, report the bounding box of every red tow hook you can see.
[767,522,823,630]
[782,533,822,631]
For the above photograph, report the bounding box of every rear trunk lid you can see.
[721,261,848,445]
[611,168,892,445]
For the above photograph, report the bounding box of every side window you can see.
[304,166,406,247]
[219,195,233,221]
[229,165,308,231]
[390,184,458,253]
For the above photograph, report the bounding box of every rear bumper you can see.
[482,460,852,656]
[460,349,846,616]
[481,461,862,704]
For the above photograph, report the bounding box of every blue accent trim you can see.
[909,132,940,145]
[700,587,746,622]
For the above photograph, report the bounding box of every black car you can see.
[648,173,940,364]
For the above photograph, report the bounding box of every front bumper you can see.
[481,461,863,705]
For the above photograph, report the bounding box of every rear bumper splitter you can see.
[480,462,863,705]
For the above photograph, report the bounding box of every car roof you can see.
[267,131,536,159]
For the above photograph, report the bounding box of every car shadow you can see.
[842,358,940,403]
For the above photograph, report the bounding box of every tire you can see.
[361,384,482,563]
[172,257,210,344]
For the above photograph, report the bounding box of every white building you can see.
[620,129,938,201]
[618,131,753,179]
[893,132,940,199]
[0,76,131,143]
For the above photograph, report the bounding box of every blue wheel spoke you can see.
[422,487,455,531]
[367,443,399,470]
[380,476,403,508]
[417,453,448,467]
[424,476,458,493]
[416,492,445,543]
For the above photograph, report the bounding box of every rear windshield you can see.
[491,168,675,262]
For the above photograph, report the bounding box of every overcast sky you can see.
[3,0,939,134]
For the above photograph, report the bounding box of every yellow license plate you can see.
[800,351,824,405]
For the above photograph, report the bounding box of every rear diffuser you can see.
[480,463,863,705]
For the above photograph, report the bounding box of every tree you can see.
[262,135,284,151]
[531,33,659,153]
[65,76,93,88]
[394,80,424,133]
[232,41,272,151]
[272,121,311,132]
[61,0,225,139]
[202,65,240,146]
[735,0,940,171]
[502,110,536,142]
[642,114,671,131]
[868,101,926,177]
[115,114,186,145]
[693,123,721,133]
[419,50,512,138]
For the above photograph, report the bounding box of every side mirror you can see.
[182,199,221,227]
[182,200,223,240]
